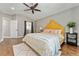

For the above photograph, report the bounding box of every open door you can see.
[24,21,33,36]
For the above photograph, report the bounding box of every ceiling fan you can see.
[23,3,41,14]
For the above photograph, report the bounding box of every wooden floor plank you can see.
[61,44,79,56]
[0,38,23,56]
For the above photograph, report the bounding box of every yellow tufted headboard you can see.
[44,20,65,36]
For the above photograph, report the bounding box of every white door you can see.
[10,20,17,38]
[2,18,10,38]
[2,20,7,38]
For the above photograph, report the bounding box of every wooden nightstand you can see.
[66,32,78,46]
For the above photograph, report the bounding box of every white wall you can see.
[36,6,79,45]
[0,13,12,41]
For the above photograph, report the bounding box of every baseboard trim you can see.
[3,36,24,39]
[0,38,4,43]
[77,43,79,46]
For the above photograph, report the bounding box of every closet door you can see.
[24,21,33,36]
[10,20,17,38]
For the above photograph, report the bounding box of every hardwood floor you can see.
[0,38,23,56]
[61,44,79,56]
[0,38,79,56]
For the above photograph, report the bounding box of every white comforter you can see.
[23,33,61,56]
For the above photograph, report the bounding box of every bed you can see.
[23,20,65,56]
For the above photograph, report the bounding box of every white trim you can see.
[3,36,24,38]
[0,38,4,43]
[77,43,79,46]
[16,36,24,38]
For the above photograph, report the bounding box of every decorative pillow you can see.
[43,29,51,33]
[56,30,62,34]
[50,30,57,34]
[43,29,61,34]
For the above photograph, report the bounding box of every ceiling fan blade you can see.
[33,3,38,9]
[23,3,30,8]
[24,9,31,11]
[34,9,41,12]
[32,10,34,14]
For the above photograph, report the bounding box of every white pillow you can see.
[43,29,62,34]
[56,30,62,34]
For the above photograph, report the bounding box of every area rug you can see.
[13,43,61,56]
[13,43,38,56]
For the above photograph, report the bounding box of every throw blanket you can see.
[23,33,61,56]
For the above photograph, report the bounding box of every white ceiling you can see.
[0,3,79,20]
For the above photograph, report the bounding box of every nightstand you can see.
[66,32,78,46]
